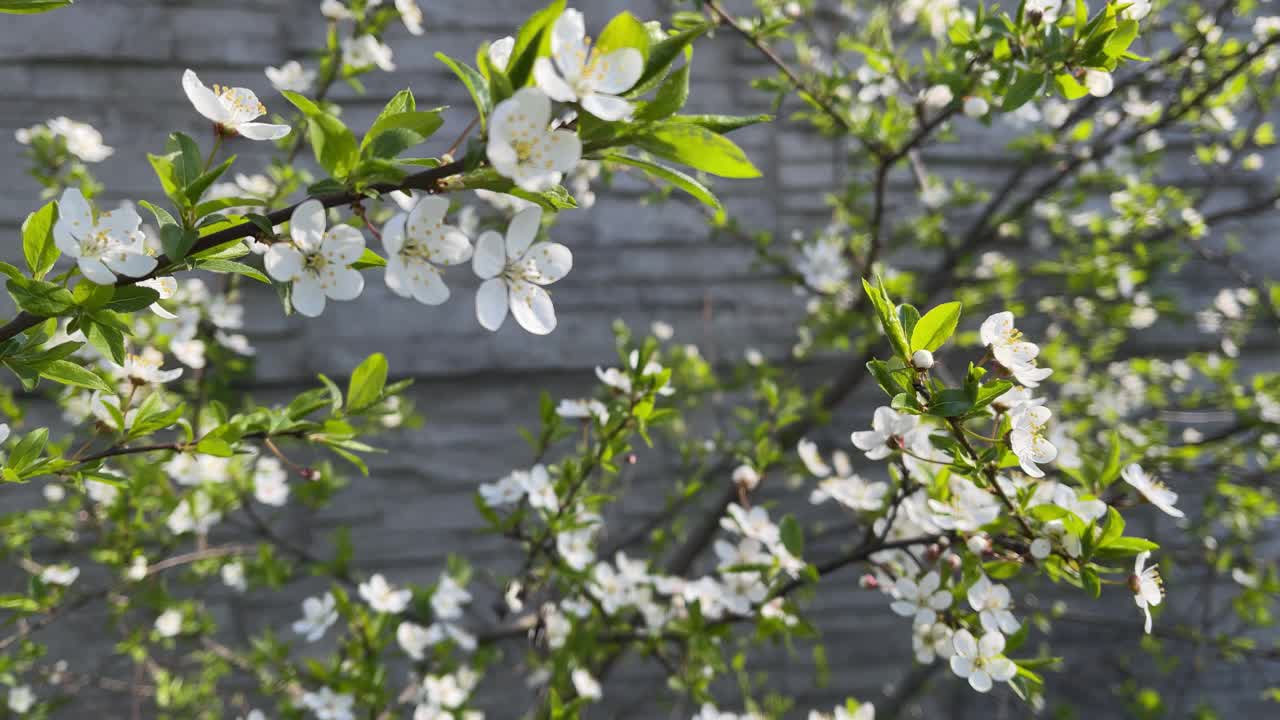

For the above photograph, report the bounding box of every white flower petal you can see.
[592,48,644,95]
[381,213,407,256]
[506,205,543,261]
[508,279,556,335]
[581,92,634,121]
[265,244,304,282]
[291,276,327,317]
[476,277,509,331]
[325,267,364,301]
[78,257,116,284]
[534,57,578,102]
[472,230,506,279]
[236,122,291,141]
[290,199,327,251]
[321,225,366,265]
[182,69,232,124]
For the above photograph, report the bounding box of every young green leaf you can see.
[346,353,389,412]
[631,123,761,179]
[21,201,59,280]
[911,301,963,352]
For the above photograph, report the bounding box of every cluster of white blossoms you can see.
[486,7,643,194]
[15,116,114,162]
[397,572,478,661]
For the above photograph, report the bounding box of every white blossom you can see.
[39,564,80,586]
[45,116,114,162]
[967,575,1020,634]
[182,69,290,140]
[359,574,412,614]
[889,571,952,626]
[473,205,572,334]
[1122,463,1184,517]
[382,196,473,305]
[963,96,989,118]
[486,88,582,192]
[343,34,395,72]
[1084,69,1114,98]
[980,311,1052,387]
[851,406,919,460]
[265,60,316,93]
[265,200,366,317]
[1010,405,1057,478]
[253,457,290,506]
[292,593,339,642]
[396,0,424,35]
[54,188,156,284]
[571,668,602,700]
[154,608,183,638]
[949,629,1016,693]
[1131,551,1163,633]
[534,9,644,121]
[7,686,34,715]
[301,687,355,720]
[221,560,247,592]
[123,347,183,385]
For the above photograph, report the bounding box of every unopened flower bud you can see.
[1030,538,1052,560]
[299,467,318,481]
[926,544,942,561]
[963,96,990,118]
[911,349,935,370]
[627,453,638,465]
[732,464,761,491]
[859,573,879,590]
[966,534,991,555]
[947,553,962,570]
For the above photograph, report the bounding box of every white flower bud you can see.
[912,349,935,369]
[1084,69,1114,98]
[966,534,990,555]
[732,464,760,491]
[963,96,990,118]
[1030,538,1052,560]
[921,84,954,110]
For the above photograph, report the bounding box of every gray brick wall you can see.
[1,1,1276,718]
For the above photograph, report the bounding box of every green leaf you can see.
[603,153,722,214]
[898,304,920,342]
[0,0,72,13]
[306,114,359,178]
[1055,72,1089,100]
[1099,506,1125,547]
[280,90,321,116]
[185,154,236,204]
[928,389,974,418]
[506,0,566,88]
[636,62,690,122]
[82,316,125,365]
[39,359,111,392]
[867,359,911,398]
[167,132,204,188]
[103,287,160,313]
[161,224,198,262]
[631,123,761,178]
[191,259,271,284]
[351,248,387,270]
[436,53,491,129]
[346,353,389,412]
[780,515,804,557]
[911,301,963,352]
[22,200,59,280]
[1105,19,1139,57]
[361,110,444,159]
[596,11,650,61]
[633,24,708,93]
[1002,71,1044,112]
[7,278,75,315]
[1098,537,1159,554]
[667,113,773,134]
[195,437,235,457]
[861,278,911,360]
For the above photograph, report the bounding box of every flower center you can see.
[303,252,329,274]
[81,229,113,258]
